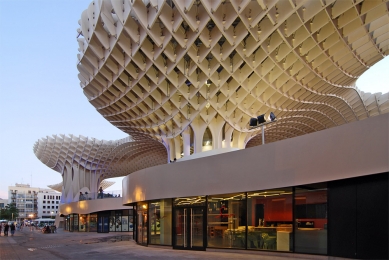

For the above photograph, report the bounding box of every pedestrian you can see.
[10,223,15,236]
[79,192,85,201]
[0,223,2,236]
[4,223,9,236]
[98,186,104,199]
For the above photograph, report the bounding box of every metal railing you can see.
[78,190,122,201]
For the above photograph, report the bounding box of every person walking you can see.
[79,192,85,201]
[10,223,15,236]
[98,186,104,199]
[0,223,2,236]
[4,223,9,236]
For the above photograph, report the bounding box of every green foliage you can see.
[0,204,19,220]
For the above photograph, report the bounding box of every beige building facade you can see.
[34,0,388,259]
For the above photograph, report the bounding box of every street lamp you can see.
[249,112,277,144]
[29,214,34,231]
[51,211,54,219]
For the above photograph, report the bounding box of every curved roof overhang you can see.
[33,134,167,179]
[75,0,389,146]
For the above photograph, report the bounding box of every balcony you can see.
[78,190,122,201]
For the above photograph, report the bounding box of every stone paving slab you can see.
[0,229,350,260]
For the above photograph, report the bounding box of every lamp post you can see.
[51,211,54,219]
[29,214,34,231]
[249,112,277,144]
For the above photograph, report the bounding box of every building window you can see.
[43,206,46,209]
[207,193,246,249]
[148,199,172,245]
[52,201,54,204]
[56,206,58,209]
[43,211,46,213]
[44,195,46,199]
[56,201,59,204]
[294,183,327,255]
[247,188,293,251]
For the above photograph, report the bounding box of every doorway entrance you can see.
[173,206,206,250]
[97,216,109,233]
[137,208,148,246]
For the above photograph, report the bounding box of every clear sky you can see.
[0,1,388,199]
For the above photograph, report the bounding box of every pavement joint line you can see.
[7,237,17,244]
[39,245,63,249]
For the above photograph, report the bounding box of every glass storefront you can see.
[64,210,133,233]
[247,188,293,251]
[110,211,122,232]
[173,196,206,250]
[135,186,328,254]
[130,173,388,258]
[79,214,87,232]
[294,184,327,255]
[68,214,77,232]
[137,202,148,246]
[89,214,97,232]
[149,199,172,245]
[207,193,246,249]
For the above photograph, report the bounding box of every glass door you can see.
[173,207,205,250]
[137,210,148,245]
[97,216,109,233]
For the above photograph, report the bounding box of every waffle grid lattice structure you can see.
[76,0,389,148]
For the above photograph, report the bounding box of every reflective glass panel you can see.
[207,193,246,249]
[89,214,97,232]
[149,199,172,245]
[79,214,87,232]
[247,188,293,251]
[137,202,148,245]
[294,184,327,254]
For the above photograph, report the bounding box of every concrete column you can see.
[190,118,208,153]
[224,124,234,148]
[208,117,225,150]
[174,136,181,159]
[182,127,191,157]
[168,138,175,161]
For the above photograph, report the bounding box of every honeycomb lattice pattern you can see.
[33,134,167,179]
[77,0,389,147]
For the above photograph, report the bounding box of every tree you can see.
[1,204,19,220]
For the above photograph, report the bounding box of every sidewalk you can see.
[0,228,132,260]
[0,229,350,260]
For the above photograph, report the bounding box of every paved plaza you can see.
[0,228,347,260]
